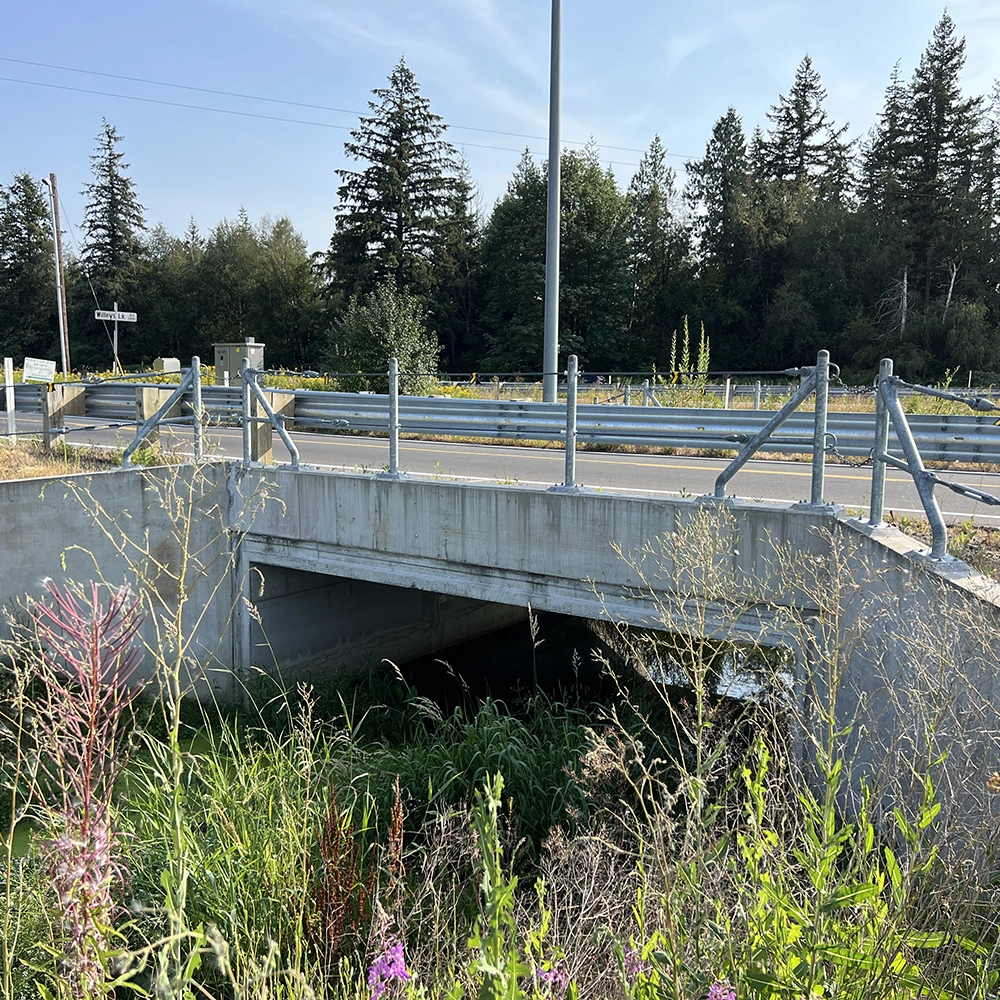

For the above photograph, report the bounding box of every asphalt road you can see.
[14,415,1000,525]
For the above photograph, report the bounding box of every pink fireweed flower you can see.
[367,939,411,999]
[536,961,569,995]
[707,982,736,1000]
[624,946,649,983]
[31,581,143,999]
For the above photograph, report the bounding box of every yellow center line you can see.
[313,438,915,482]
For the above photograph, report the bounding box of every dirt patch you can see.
[0,440,178,482]
[884,511,1000,579]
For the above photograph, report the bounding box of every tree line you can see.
[2,11,997,383]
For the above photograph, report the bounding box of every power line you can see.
[0,74,643,169]
[0,54,695,160]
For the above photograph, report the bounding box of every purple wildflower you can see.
[707,982,736,1000]
[624,946,649,983]
[536,962,569,995]
[32,581,143,999]
[367,939,411,1000]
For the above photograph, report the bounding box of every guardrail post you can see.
[192,355,204,462]
[624,384,631,407]
[754,381,762,410]
[42,383,86,452]
[4,357,14,440]
[136,385,178,452]
[564,354,578,488]
[810,350,830,505]
[868,358,892,526]
[642,379,650,406]
[388,357,400,476]
[724,377,733,409]
[250,378,273,465]
[241,359,251,467]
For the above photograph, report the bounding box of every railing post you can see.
[4,357,14,440]
[241,358,251,468]
[624,384,631,407]
[868,358,892,526]
[642,379,650,406]
[192,355,204,462]
[878,371,949,558]
[754,380,762,410]
[724,377,732,409]
[564,354,578,488]
[810,350,830,506]
[388,357,400,476]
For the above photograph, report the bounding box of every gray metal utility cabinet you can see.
[213,338,264,382]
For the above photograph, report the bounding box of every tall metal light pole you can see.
[41,174,71,376]
[542,0,561,403]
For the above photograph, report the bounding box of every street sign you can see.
[22,357,57,383]
[95,309,137,323]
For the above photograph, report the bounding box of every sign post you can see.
[95,302,138,374]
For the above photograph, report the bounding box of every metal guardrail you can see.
[7,372,1000,466]
[283,393,1000,466]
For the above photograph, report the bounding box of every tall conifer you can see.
[327,58,461,305]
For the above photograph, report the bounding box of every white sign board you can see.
[22,357,57,383]
[95,309,138,323]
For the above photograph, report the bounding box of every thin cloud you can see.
[661,30,714,74]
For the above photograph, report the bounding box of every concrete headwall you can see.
[0,464,237,696]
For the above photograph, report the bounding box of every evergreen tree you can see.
[430,163,484,369]
[902,12,986,308]
[686,109,753,271]
[685,109,761,365]
[557,146,631,369]
[762,56,851,200]
[479,152,546,371]
[480,147,631,372]
[129,224,199,363]
[0,172,56,360]
[327,58,462,305]
[256,216,323,369]
[72,119,147,367]
[859,62,910,214]
[624,136,692,364]
[197,209,263,346]
[80,118,146,297]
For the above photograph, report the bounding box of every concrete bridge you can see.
[1,459,994,678]
[3,460,999,834]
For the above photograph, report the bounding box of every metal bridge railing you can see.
[8,351,1000,552]
[868,358,1000,558]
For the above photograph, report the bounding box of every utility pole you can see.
[542,0,561,403]
[42,173,71,376]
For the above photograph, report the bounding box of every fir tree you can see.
[80,118,146,298]
[327,58,462,305]
[859,62,910,213]
[762,56,851,199]
[0,172,56,359]
[624,136,691,363]
[903,12,985,306]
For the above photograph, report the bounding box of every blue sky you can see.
[2,0,998,255]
